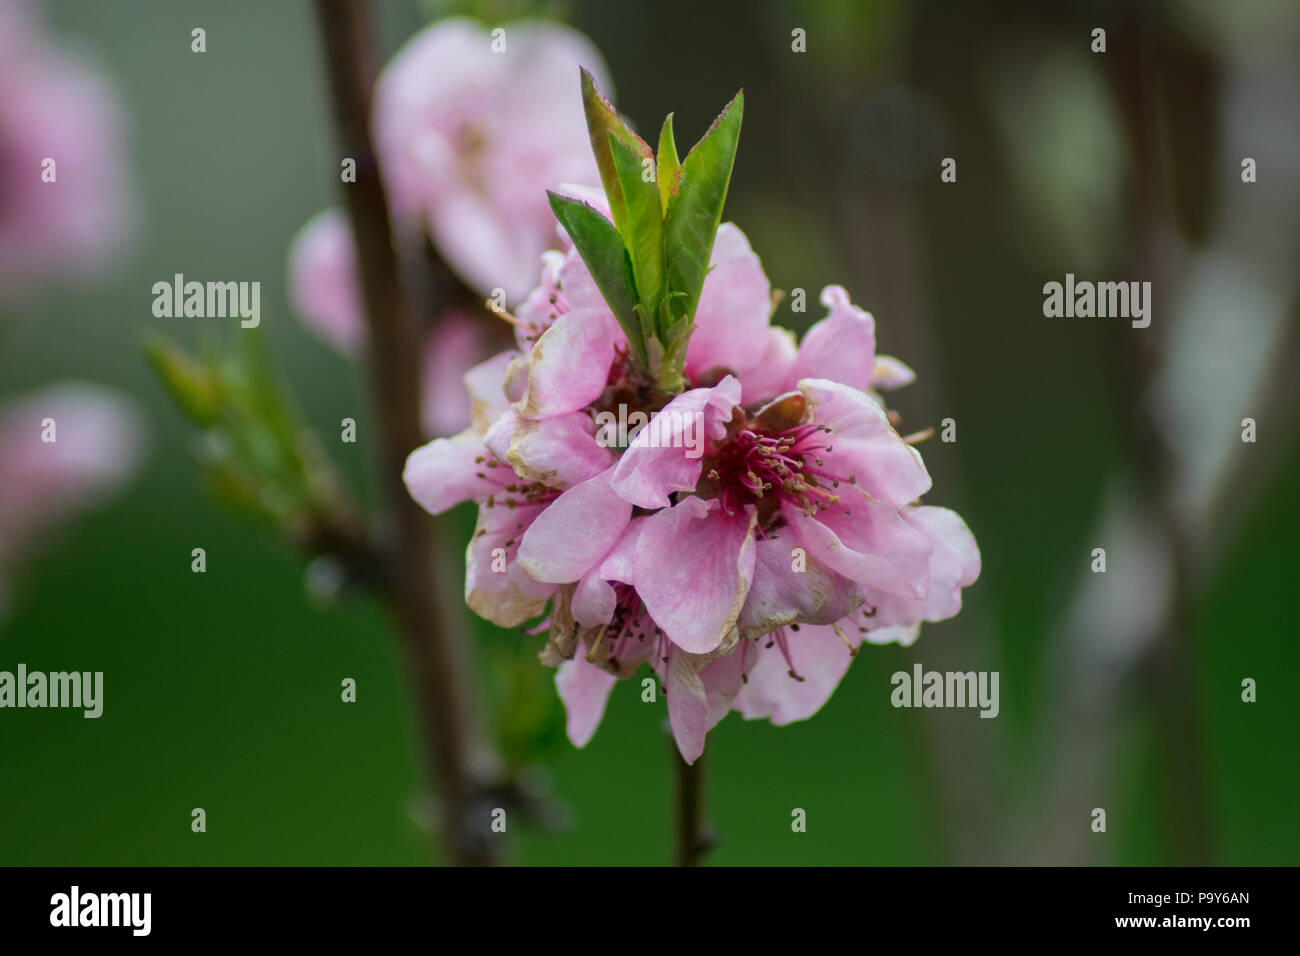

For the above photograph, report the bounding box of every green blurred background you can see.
[2,0,1297,865]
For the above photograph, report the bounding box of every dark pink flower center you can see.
[701,419,854,524]
[588,582,662,675]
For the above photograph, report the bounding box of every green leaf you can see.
[580,67,651,241]
[663,90,744,329]
[657,113,682,216]
[546,190,646,365]
[608,132,665,315]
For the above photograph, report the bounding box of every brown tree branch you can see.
[313,0,499,866]
[673,747,712,866]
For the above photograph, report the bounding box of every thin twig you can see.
[313,0,499,866]
[673,748,711,866]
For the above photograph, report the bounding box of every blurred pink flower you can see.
[286,209,365,355]
[0,0,130,300]
[286,208,496,437]
[0,383,145,616]
[420,311,493,438]
[288,20,609,435]
[373,18,612,301]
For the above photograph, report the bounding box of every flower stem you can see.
[313,0,498,866]
[673,747,712,866]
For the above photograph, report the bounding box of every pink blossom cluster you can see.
[405,185,980,763]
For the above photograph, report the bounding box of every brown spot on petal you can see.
[753,392,809,432]
[694,365,739,389]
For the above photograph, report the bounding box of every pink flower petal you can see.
[403,430,496,514]
[699,646,749,730]
[556,653,617,748]
[800,377,931,508]
[502,410,614,489]
[513,306,620,418]
[685,223,772,379]
[733,622,860,725]
[609,376,742,509]
[465,499,554,627]
[864,505,981,628]
[786,496,933,599]
[631,496,757,654]
[516,469,630,584]
[871,355,916,391]
[737,534,861,639]
[736,326,798,403]
[666,648,708,764]
[513,250,566,350]
[862,623,921,647]
[503,356,529,404]
[571,567,617,629]
[461,349,518,434]
[787,286,877,392]
[555,238,618,314]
